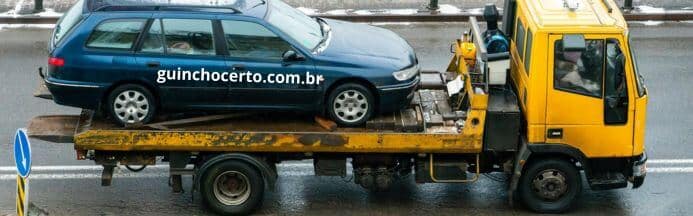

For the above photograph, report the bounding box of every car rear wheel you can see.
[107,84,156,125]
[327,83,374,126]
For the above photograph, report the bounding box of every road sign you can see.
[16,175,28,216]
[14,129,32,178]
[14,128,31,216]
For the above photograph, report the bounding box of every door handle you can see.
[231,64,246,71]
[146,61,160,68]
[547,128,563,139]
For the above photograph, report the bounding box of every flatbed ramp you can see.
[28,79,488,154]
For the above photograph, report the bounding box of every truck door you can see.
[545,34,634,157]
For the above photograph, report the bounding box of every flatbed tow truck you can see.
[27,0,648,214]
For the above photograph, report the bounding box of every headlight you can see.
[392,65,420,81]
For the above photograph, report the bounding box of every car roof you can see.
[84,0,268,18]
[521,0,626,30]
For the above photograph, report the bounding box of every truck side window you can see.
[524,29,533,75]
[515,19,526,61]
[86,19,145,50]
[221,20,293,60]
[140,19,164,53]
[553,39,604,97]
[162,19,216,56]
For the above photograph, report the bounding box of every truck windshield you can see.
[52,0,84,48]
[266,0,323,50]
[629,36,647,97]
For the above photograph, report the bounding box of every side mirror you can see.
[282,50,304,62]
[562,34,586,52]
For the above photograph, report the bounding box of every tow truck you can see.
[28,0,647,214]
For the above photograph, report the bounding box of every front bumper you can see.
[376,75,420,113]
[631,153,647,189]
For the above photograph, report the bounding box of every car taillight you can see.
[48,57,65,67]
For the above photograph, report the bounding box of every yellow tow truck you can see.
[28,0,647,214]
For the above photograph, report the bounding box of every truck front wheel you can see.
[201,160,264,215]
[518,158,582,213]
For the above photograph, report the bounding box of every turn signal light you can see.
[48,57,65,67]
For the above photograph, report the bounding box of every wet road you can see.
[0,22,693,215]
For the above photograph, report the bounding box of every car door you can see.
[545,34,634,157]
[134,16,229,110]
[219,19,320,110]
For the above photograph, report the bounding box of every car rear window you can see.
[52,0,84,47]
[86,19,145,50]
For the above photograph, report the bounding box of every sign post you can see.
[14,129,32,216]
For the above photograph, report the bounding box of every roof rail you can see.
[93,4,241,13]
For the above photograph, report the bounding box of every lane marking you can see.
[0,159,692,180]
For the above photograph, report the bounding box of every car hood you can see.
[317,19,416,70]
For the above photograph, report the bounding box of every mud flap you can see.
[507,138,531,206]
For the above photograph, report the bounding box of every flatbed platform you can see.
[28,72,488,154]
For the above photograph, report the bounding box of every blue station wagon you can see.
[45,0,420,126]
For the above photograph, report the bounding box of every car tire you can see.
[327,83,374,126]
[518,158,582,213]
[106,84,156,126]
[200,160,264,215]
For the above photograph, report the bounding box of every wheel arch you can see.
[526,143,590,175]
[101,79,161,110]
[196,153,278,191]
[324,77,380,113]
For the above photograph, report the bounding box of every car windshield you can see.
[266,0,323,50]
[53,0,84,48]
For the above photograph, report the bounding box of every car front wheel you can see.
[107,84,156,125]
[327,83,374,126]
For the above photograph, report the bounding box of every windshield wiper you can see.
[313,18,330,52]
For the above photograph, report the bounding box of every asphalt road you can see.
[0,21,693,215]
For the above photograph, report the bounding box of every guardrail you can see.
[1,11,692,24]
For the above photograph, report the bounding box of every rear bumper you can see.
[631,153,647,188]
[376,75,419,113]
[44,77,106,110]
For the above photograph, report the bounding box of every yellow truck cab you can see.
[502,0,648,210]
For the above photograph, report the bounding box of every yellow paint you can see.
[511,0,646,158]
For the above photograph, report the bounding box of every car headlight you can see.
[392,65,420,81]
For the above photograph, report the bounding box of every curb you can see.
[0,12,692,24]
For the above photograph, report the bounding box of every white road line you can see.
[647,167,693,173]
[0,159,692,180]
[647,159,693,164]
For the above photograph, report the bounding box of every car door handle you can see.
[146,61,160,68]
[231,64,245,71]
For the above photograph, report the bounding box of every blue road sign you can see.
[14,129,32,178]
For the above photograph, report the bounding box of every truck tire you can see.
[201,160,264,215]
[327,83,374,126]
[518,158,581,213]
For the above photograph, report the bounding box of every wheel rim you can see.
[531,169,569,201]
[113,90,149,124]
[333,90,369,123]
[213,171,251,206]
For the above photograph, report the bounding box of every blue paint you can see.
[14,129,32,178]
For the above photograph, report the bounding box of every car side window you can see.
[162,19,215,56]
[140,19,164,53]
[554,39,604,97]
[524,29,533,75]
[221,20,293,60]
[86,19,145,50]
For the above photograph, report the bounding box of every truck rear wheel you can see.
[518,158,581,213]
[201,160,264,215]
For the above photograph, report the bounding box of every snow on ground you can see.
[352,9,373,15]
[388,9,418,15]
[323,9,349,15]
[295,7,318,15]
[438,4,461,14]
[636,5,666,13]
[35,8,62,18]
[0,23,54,31]
[634,20,665,26]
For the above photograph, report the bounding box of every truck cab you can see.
[503,0,648,200]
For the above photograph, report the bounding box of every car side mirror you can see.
[282,50,304,62]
